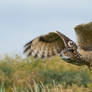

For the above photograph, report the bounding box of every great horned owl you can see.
[24,22,92,69]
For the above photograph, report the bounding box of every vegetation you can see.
[0,55,92,92]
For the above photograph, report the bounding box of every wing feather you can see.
[74,22,92,51]
[24,31,67,58]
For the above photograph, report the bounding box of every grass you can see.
[0,55,92,92]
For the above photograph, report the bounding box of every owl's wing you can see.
[74,22,92,51]
[24,31,72,58]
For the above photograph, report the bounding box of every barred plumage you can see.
[24,31,66,58]
[24,22,92,70]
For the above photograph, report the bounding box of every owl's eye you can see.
[64,51,67,54]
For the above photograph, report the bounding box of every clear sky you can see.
[0,0,92,56]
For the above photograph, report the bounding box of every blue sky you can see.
[0,0,92,56]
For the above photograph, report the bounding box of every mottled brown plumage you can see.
[75,22,92,51]
[24,22,92,70]
[24,32,66,58]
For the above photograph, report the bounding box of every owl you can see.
[24,22,92,69]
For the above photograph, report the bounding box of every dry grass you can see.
[0,55,92,92]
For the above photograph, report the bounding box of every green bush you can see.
[39,70,92,87]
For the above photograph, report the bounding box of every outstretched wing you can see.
[24,31,71,58]
[74,22,92,51]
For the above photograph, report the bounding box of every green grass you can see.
[0,55,92,92]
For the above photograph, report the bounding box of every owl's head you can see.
[56,31,79,61]
[60,40,79,61]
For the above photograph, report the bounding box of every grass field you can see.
[0,55,92,92]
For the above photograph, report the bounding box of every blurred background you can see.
[0,0,92,56]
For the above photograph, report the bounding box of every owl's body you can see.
[80,50,92,61]
[24,22,92,70]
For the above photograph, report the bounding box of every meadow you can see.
[0,55,92,92]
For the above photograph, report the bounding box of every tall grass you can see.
[0,55,92,92]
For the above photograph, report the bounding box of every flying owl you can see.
[24,22,92,69]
